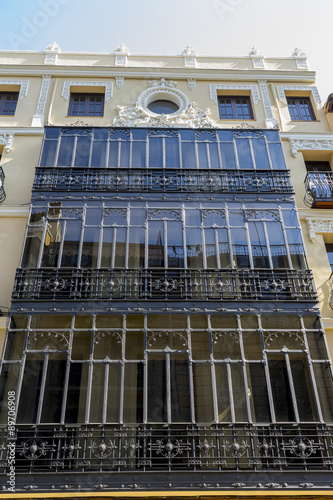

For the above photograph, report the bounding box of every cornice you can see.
[280,133,333,141]
[0,206,29,217]
[0,127,43,135]
[0,67,316,83]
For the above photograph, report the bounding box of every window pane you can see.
[286,228,306,270]
[123,363,143,423]
[170,355,191,422]
[74,136,91,167]
[148,221,164,267]
[107,365,121,422]
[215,364,231,422]
[132,141,146,168]
[57,136,74,166]
[149,137,163,168]
[198,142,208,169]
[219,143,236,169]
[108,141,119,167]
[205,229,217,268]
[41,220,63,267]
[165,137,180,168]
[193,364,214,423]
[217,229,231,268]
[0,364,20,424]
[167,221,184,267]
[236,139,253,169]
[41,356,67,423]
[81,227,99,268]
[128,227,145,268]
[230,228,250,268]
[249,222,269,268]
[65,363,89,423]
[269,358,295,422]
[182,142,196,168]
[114,228,126,268]
[22,227,43,268]
[101,228,113,267]
[17,355,44,423]
[119,141,130,168]
[266,222,288,268]
[247,363,270,422]
[232,364,247,421]
[40,140,57,167]
[91,140,107,167]
[252,139,270,169]
[291,356,317,421]
[268,143,286,170]
[61,220,81,267]
[186,228,203,268]
[313,363,333,422]
[90,364,104,423]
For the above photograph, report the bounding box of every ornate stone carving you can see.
[113,101,218,128]
[0,134,14,152]
[305,218,333,243]
[115,76,124,89]
[148,78,177,89]
[276,85,320,105]
[45,42,61,51]
[114,44,129,66]
[45,53,57,64]
[0,79,29,100]
[182,45,197,55]
[35,75,51,116]
[44,42,60,64]
[249,46,263,56]
[114,44,129,54]
[187,78,196,91]
[209,84,260,105]
[292,48,306,57]
[182,45,197,67]
[61,81,113,101]
[289,137,333,157]
[258,80,277,128]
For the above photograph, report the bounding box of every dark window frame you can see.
[218,95,254,120]
[68,93,105,117]
[286,96,316,122]
[0,92,19,116]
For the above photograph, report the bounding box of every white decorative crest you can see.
[187,78,196,91]
[306,218,333,243]
[182,45,197,55]
[292,48,306,57]
[0,80,29,100]
[209,84,260,105]
[113,101,218,128]
[289,137,333,157]
[147,78,177,89]
[249,46,263,56]
[0,134,14,153]
[276,85,320,105]
[114,44,129,54]
[115,76,124,89]
[61,81,113,101]
[45,42,61,52]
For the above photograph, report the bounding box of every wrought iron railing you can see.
[1,424,333,491]
[304,172,333,207]
[0,166,5,203]
[32,168,292,193]
[12,268,316,301]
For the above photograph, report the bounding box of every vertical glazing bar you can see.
[118,315,126,424]
[36,211,49,268]
[188,318,195,423]
[85,359,93,424]
[60,316,75,424]
[35,352,49,425]
[143,317,148,423]
[165,348,171,424]
[284,352,300,423]
[226,361,235,424]
[102,362,109,425]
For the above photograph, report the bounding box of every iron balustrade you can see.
[12,268,316,301]
[1,423,333,489]
[304,172,333,207]
[32,168,292,193]
[0,166,5,203]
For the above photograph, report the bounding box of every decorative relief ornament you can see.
[209,84,260,105]
[148,78,177,89]
[0,134,14,152]
[182,45,197,55]
[45,42,61,51]
[292,47,306,57]
[182,45,197,67]
[249,46,263,56]
[305,218,333,243]
[114,44,129,66]
[115,76,124,89]
[187,78,196,91]
[289,137,333,157]
[291,48,308,69]
[277,85,319,105]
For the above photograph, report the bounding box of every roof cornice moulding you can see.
[0,68,317,83]
[0,127,43,135]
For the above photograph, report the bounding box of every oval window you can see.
[147,100,179,115]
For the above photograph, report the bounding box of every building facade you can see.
[0,44,333,498]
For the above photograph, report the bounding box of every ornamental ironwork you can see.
[33,168,292,194]
[12,268,316,301]
[304,172,333,207]
[0,166,5,203]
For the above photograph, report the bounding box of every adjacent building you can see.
[0,44,333,499]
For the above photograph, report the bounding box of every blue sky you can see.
[0,0,332,102]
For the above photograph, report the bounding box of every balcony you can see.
[0,166,5,203]
[12,268,316,302]
[1,423,333,491]
[32,168,292,194]
[304,172,333,207]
